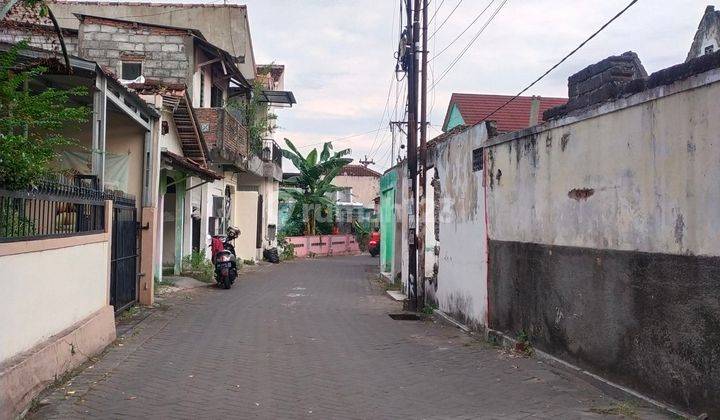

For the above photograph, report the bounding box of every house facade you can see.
[0,39,160,419]
[442,93,567,132]
[0,3,293,416]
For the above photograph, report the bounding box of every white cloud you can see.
[87,0,711,172]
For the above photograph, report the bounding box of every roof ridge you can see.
[53,1,246,9]
[452,92,567,100]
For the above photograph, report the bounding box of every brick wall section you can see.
[544,50,720,121]
[78,16,191,85]
[195,108,248,161]
[195,108,220,148]
[566,52,646,111]
[544,52,646,120]
[223,109,248,157]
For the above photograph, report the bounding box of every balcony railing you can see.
[195,107,248,165]
[263,139,283,169]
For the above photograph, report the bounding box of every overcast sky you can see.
[113,0,711,171]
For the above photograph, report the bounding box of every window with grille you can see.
[199,72,206,107]
[472,147,484,172]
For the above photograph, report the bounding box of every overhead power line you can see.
[430,0,510,90]
[427,0,446,24]
[297,128,390,149]
[428,0,463,41]
[429,0,496,62]
[480,0,641,122]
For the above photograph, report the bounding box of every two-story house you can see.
[49,1,295,264]
[72,14,255,277]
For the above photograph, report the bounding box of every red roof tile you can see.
[339,165,381,178]
[444,93,567,133]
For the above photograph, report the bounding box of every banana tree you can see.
[281,139,352,235]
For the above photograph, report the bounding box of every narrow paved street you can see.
[32,256,665,419]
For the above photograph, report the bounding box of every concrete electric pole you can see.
[405,0,420,311]
[417,0,429,309]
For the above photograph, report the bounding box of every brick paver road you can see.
[31,256,668,419]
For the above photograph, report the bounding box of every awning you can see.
[257,90,296,106]
[161,151,222,181]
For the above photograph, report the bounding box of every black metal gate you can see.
[110,198,139,314]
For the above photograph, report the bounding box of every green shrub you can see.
[0,41,89,190]
[278,233,295,261]
[181,250,215,283]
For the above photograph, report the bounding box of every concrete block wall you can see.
[544,52,647,120]
[0,26,78,56]
[78,16,191,85]
[565,52,646,113]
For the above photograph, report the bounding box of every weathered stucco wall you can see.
[686,6,720,61]
[433,124,489,328]
[487,69,720,256]
[485,68,720,415]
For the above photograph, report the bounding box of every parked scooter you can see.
[210,227,240,289]
[368,228,380,257]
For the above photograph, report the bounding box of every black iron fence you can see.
[0,175,131,243]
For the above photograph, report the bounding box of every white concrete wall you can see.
[236,171,280,254]
[200,173,237,260]
[234,190,260,260]
[159,110,184,156]
[433,124,490,326]
[0,241,109,362]
[486,69,720,257]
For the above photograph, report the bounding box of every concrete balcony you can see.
[195,107,248,166]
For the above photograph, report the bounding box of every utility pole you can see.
[417,0,429,309]
[359,155,375,167]
[405,0,420,311]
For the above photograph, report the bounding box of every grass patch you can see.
[181,250,215,283]
[589,402,639,419]
[117,305,139,321]
[514,330,535,357]
[243,259,255,265]
[153,277,178,296]
[421,303,439,315]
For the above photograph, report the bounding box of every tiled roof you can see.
[339,165,381,178]
[445,93,567,133]
[161,151,221,181]
[52,1,246,9]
